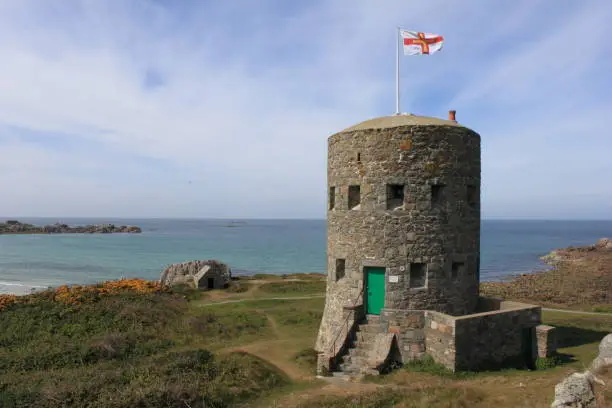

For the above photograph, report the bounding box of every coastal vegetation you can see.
[0,240,610,407]
[0,275,610,407]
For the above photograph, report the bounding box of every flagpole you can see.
[395,27,400,115]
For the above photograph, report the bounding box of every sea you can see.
[1,218,611,295]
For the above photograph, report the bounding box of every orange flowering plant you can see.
[0,279,170,311]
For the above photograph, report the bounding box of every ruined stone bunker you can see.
[315,112,555,376]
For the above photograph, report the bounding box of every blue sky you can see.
[0,0,611,219]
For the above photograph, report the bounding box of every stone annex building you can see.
[315,111,556,377]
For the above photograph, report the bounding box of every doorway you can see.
[521,327,535,369]
[207,277,215,289]
[365,267,385,315]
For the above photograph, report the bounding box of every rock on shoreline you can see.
[0,220,142,235]
[541,238,612,264]
[160,260,231,289]
[482,238,612,308]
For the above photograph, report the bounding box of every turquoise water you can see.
[1,218,611,294]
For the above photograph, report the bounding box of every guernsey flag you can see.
[400,30,444,55]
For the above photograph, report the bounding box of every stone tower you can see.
[316,112,481,359]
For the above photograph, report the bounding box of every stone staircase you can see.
[332,315,384,379]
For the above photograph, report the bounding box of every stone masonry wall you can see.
[316,115,482,369]
[536,325,557,358]
[380,309,426,363]
[315,279,362,354]
[425,311,456,370]
[326,121,481,318]
[453,306,541,371]
[198,263,231,289]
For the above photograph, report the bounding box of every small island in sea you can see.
[0,220,142,235]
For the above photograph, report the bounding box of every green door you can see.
[365,267,385,315]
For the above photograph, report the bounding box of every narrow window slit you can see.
[348,185,361,209]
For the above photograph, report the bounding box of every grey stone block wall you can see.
[315,279,362,354]
[327,118,480,309]
[536,325,557,358]
[453,306,542,371]
[316,114,482,368]
[380,309,426,363]
[425,311,457,369]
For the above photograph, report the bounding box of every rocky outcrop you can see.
[483,238,612,308]
[552,372,598,408]
[542,238,612,264]
[551,333,612,407]
[159,260,231,290]
[0,221,142,234]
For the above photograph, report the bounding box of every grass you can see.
[293,348,319,375]
[239,273,325,281]
[258,280,326,294]
[1,272,611,408]
[593,305,612,313]
[399,355,476,379]
[0,285,298,407]
[295,387,486,408]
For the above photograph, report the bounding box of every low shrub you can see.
[535,355,562,370]
[0,350,289,408]
[402,355,475,379]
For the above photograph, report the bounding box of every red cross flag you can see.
[400,30,444,55]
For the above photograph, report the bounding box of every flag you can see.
[400,30,444,55]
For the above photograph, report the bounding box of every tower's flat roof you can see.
[339,114,465,133]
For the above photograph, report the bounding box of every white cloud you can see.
[0,0,610,218]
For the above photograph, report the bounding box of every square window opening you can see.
[348,185,361,209]
[386,184,405,210]
[467,185,478,208]
[409,263,426,288]
[329,186,336,210]
[336,259,346,281]
[431,184,445,207]
[452,262,465,280]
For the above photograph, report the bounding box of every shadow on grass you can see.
[554,352,577,365]
[554,325,610,348]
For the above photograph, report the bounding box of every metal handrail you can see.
[329,285,365,360]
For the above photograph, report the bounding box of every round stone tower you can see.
[316,111,481,355]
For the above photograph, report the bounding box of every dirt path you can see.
[198,295,325,307]
[257,308,281,338]
[219,311,308,381]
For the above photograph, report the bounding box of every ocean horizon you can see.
[1,218,611,295]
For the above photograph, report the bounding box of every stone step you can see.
[338,362,378,377]
[355,331,378,342]
[357,323,384,333]
[332,371,352,379]
[348,347,369,358]
[362,368,380,376]
[338,362,361,373]
[341,355,367,365]
[365,314,381,323]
